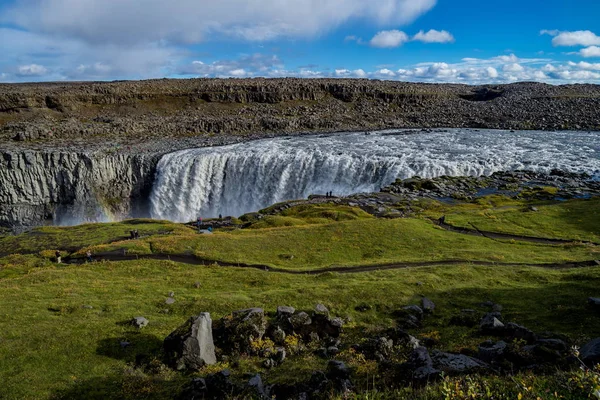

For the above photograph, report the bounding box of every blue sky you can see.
[0,0,599,83]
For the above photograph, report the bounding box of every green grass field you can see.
[1,198,600,399]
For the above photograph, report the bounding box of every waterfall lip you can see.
[148,128,600,223]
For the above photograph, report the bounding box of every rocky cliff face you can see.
[0,150,157,232]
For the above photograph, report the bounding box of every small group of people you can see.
[129,230,140,239]
[325,191,335,198]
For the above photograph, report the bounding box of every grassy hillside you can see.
[1,198,600,399]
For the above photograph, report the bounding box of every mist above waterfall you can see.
[149,129,600,222]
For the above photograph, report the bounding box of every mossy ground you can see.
[1,198,600,399]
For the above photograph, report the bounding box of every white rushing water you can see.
[149,129,600,222]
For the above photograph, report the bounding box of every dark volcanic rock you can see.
[431,350,489,374]
[580,338,600,367]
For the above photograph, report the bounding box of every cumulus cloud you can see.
[502,63,524,73]
[4,0,438,45]
[412,29,454,43]
[178,54,283,77]
[158,53,600,83]
[486,67,499,79]
[568,61,600,70]
[542,30,600,47]
[579,46,600,58]
[335,69,367,78]
[16,64,47,76]
[370,30,409,48]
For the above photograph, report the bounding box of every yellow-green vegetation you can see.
[0,219,192,256]
[436,197,600,243]
[1,257,600,399]
[1,199,600,399]
[73,217,598,270]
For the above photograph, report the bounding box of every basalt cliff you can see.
[0,78,599,231]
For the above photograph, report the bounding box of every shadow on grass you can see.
[45,270,600,400]
[96,334,164,365]
[51,374,188,400]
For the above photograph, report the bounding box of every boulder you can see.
[478,340,507,363]
[131,316,149,329]
[580,338,600,367]
[408,347,440,381]
[246,374,269,399]
[421,297,435,313]
[275,347,287,364]
[277,306,296,318]
[314,304,330,319]
[431,350,489,374]
[536,339,567,352]
[588,297,600,308]
[219,308,267,353]
[480,312,504,333]
[505,322,537,343]
[270,326,286,345]
[289,312,312,331]
[362,337,394,361]
[403,305,424,320]
[324,317,344,338]
[164,312,216,371]
[326,360,351,379]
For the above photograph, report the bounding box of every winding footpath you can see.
[53,217,600,275]
[63,251,600,275]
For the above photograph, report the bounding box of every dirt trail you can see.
[63,252,600,275]
[435,219,598,245]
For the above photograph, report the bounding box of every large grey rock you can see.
[431,350,489,374]
[131,316,149,329]
[290,311,312,331]
[164,312,217,371]
[580,338,600,366]
[505,322,537,343]
[408,347,440,380]
[480,312,504,332]
[277,306,296,318]
[421,297,435,313]
[588,297,600,308]
[403,305,424,320]
[246,374,269,399]
[270,326,286,345]
[314,304,330,318]
[478,340,507,363]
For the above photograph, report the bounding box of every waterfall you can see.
[149,129,600,222]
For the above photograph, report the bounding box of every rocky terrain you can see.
[1,79,599,153]
[1,78,599,231]
[135,299,600,399]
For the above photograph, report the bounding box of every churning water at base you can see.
[149,129,600,222]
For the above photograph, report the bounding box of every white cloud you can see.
[568,61,600,70]
[412,29,454,43]
[486,67,499,78]
[179,54,283,77]
[370,30,409,48]
[4,0,437,45]
[542,30,600,47]
[579,46,600,58]
[16,64,48,76]
[374,68,397,77]
[502,63,524,73]
[493,54,519,63]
